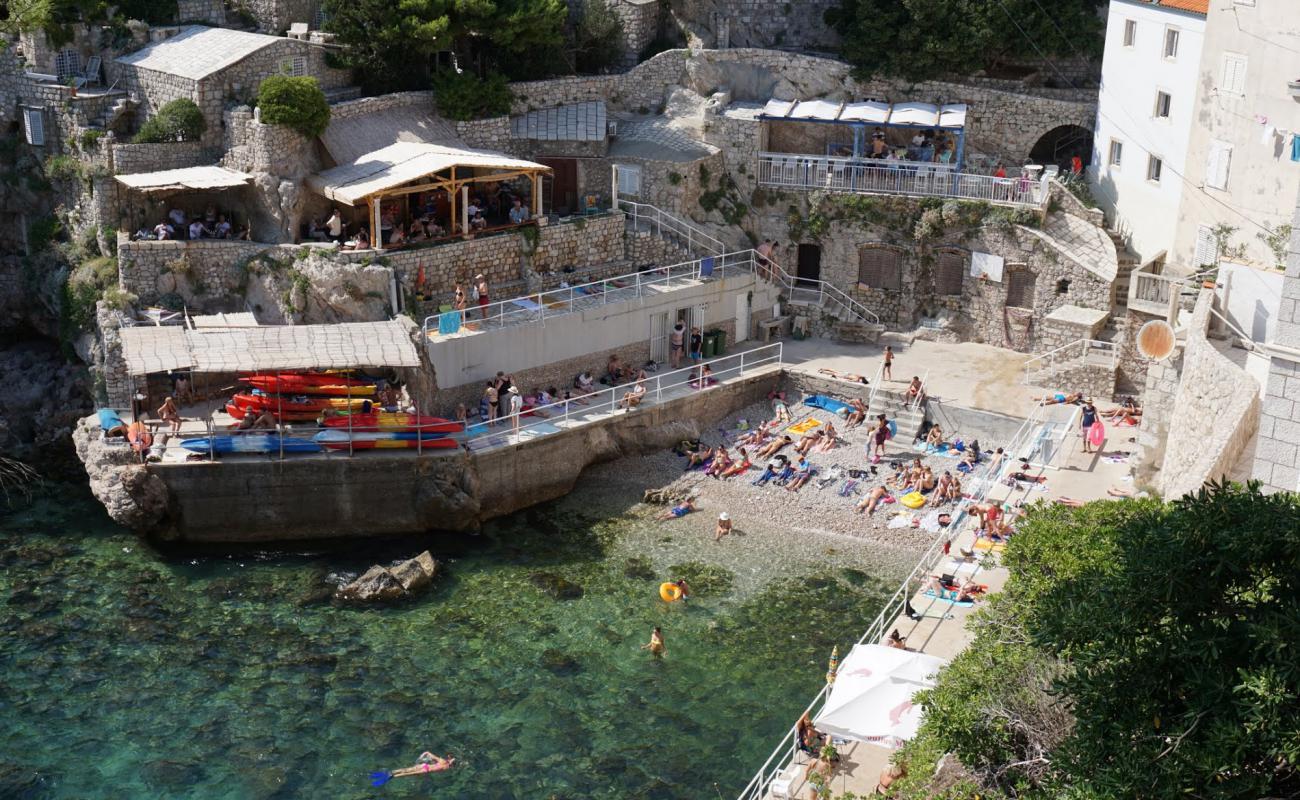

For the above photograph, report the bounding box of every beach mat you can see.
[803,395,851,415]
[922,589,976,607]
[787,418,823,435]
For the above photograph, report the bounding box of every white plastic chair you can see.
[769,763,802,799]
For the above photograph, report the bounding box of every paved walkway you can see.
[1034,211,1118,283]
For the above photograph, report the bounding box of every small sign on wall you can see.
[970,251,1004,283]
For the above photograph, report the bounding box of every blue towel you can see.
[437,311,461,335]
[700,256,715,278]
[1293,134,1300,163]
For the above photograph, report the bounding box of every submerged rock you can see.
[622,556,656,581]
[667,562,734,596]
[335,551,438,603]
[540,648,583,676]
[528,571,585,600]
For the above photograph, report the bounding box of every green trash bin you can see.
[713,329,727,356]
[701,331,718,359]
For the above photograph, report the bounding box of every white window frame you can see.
[1195,224,1219,267]
[1219,53,1248,96]
[1147,154,1163,183]
[1153,90,1172,119]
[1122,19,1136,47]
[1163,26,1180,60]
[615,164,642,197]
[279,55,307,77]
[22,107,45,146]
[1205,139,1232,191]
[1108,139,1123,168]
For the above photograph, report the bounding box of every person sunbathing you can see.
[752,456,788,486]
[684,445,714,470]
[855,485,890,514]
[843,398,867,429]
[706,448,733,478]
[919,466,937,492]
[785,458,815,492]
[815,422,839,453]
[721,448,752,478]
[794,429,824,456]
[925,424,944,448]
[885,629,907,649]
[930,471,952,506]
[618,379,647,410]
[755,435,792,459]
[738,420,775,447]
[1007,470,1048,484]
[655,499,696,520]
[817,368,869,385]
[384,752,455,780]
[771,394,792,423]
[905,376,925,404]
[1035,390,1083,406]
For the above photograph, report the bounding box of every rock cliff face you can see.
[71,418,169,531]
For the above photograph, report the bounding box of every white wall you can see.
[1172,1,1300,273]
[1091,0,1205,263]
[430,274,776,389]
[1218,260,1284,344]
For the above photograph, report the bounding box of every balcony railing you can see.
[757,152,1048,208]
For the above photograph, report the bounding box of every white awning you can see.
[787,99,843,121]
[189,311,259,328]
[887,102,940,127]
[839,101,891,124]
[939,104,968,128]
[308,142,551,206]
[814,644,948,749]
[119,319,420,374]
[115,166,253,192]
[761,99,797,118]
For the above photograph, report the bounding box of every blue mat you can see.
[97,408,124,432]
[802,394,852,415]
[437,311,461,335]
[922,589,976,607]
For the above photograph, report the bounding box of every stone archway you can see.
[1029,124,1093,173]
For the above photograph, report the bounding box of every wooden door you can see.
[538,158,578,215]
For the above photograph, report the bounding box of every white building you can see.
[1171,0,1300,274]
[1090,0,1206,264]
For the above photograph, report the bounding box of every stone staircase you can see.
[870,385,927,441]
[785,286,885,343]
[1107,229,1140,318]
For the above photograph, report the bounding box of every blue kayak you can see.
[180,435,322,454]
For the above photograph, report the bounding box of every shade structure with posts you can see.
[812,644,947,749]
[307,142,553,250]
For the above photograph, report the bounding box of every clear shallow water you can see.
[1,486,893,800]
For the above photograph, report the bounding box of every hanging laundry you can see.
[1261,125,1277,146]
[1292,133,1300,163]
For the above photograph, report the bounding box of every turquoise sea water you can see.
[0,485,893,799]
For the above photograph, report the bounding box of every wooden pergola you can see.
[307,142,552,251]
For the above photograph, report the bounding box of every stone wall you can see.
[1051,361,1116,402]
[111,141,211,174]
[673,0,840,51]
[1149,291,1261,499]
[177,0,226,25]
[612,0,661,64]
[118,238,273,305]
[237,0,323,34]
[1251,197,1300,493]
[220,107,320,242]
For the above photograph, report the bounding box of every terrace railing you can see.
[1128,265,1183,317]
[1021,338,1116,386]
[757,152,1048,208]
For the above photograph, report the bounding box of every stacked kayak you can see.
[322,413,462,434]
[180,434,323,454]
[231,393,374,414]
[312,429,460,450]
[241,374,376,396]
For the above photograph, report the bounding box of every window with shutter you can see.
[55,49,81,80]
[1164,27,1179,59]
[615,164,641,197]
[22,108,45,146]
[857,246,901,290]
[1194,225,1219,267]
[1206,140,1232,190]
[1005,269,1036,309]
[1154,91,1172,118]
[1147,155,1163,183]
[1220,53,1247,96]
[1108,139,1123,168]
[934,250,965,296]
[1123,19,1136,47]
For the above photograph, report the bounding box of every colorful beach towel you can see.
[922,589,976,607]
[788,418,823,435]
[802,395,852,415]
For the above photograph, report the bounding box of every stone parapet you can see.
[111,141,211,174]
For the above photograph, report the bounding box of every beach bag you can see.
[471,285,480,301]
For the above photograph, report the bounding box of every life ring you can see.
[659,582,682,602]
[900,491,926,509]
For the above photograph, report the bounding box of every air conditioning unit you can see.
[607,120,619,138]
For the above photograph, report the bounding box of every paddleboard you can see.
[180,435,323,454]
[242,376,376,396]
[323,413,462,434]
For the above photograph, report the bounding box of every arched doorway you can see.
[1029,125,1093,173]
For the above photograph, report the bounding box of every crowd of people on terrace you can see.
[132,204,249,241]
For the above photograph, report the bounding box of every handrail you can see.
[1021,338,1116,385]
[616,198,725,256]
[864,360,885,416]
[909,368,930,411]
[765,256,882,327]
[464,343,784,448]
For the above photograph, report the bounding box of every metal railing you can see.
[756,153,1049,208]
[1021,338,1116,386]
[422,250,759,339]
[463,344,784,449]
[767,258,882,328]
[909,368,930,411]
[1128,266,1182,316]
[617,198,725,256]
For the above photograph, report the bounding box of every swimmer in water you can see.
[641,626,665,657]
[386,752,456,779]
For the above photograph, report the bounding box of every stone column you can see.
[1251,190,1300,493]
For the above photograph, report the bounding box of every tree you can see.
[571,0,625,74]
[824,0,1106,83]
[900,483,1300,799]
[257,75,331,138]
[133,98,205,143]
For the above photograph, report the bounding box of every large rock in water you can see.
[336,551,439,603]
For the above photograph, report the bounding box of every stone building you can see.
[115,25,349,148]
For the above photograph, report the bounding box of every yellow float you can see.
[900,491,926,509]
[659,582,683,602]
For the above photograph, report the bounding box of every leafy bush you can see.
[256,75,331,138]
[78,128,105,151]
[431,70,513,121]
[133,98,205,143]
[44,154,83,183]
[571,0,624,74]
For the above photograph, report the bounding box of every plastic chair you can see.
[73,56,101,89]
[770,764,802,799]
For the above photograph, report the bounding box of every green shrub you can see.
[78,128,106,151]
[256,75,331,138]
[133,98,205,143]
[431,70,513,121]
[44,154,83,183]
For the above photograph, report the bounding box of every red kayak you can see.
[226,402,320,422]
[232,392,373,414]
[323,413,462,434]
[241,375,376,396]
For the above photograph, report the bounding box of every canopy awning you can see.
[760,99,966,129]
[813,644,948,749]
[114,165,253,192]
[308,142,551,206]
[119,319,420,375]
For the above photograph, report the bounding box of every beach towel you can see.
[838,480,859,497]
[803,395,852,415]
[787,418,823,435]
[972,538,1006,553]
[887,514,912,529]
[437,311,461,335]
[922,589,976,607]
[700,256,715,278]
[511,298,543,312]
[97,408,125,434]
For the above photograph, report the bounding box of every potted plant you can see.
[66,75,77,97]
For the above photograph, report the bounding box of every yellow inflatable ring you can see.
[900,491,926,509]
[659,582,682,602]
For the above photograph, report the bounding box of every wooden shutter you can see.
[858,247,900,290]
[22,108,45,146]
[1006,269,1036,309]
[1194,225,1219,267]
[935,250,965,295]
[1206,141,1231,190]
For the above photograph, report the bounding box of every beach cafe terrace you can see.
[757,99,1049,207]
[307,142,552,252]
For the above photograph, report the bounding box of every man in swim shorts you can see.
[656,499,695,521]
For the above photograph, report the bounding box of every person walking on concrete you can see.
[669,321,686,369]
[882,345,894,381]
[474,273,490,320]
[1080,398,1098,454]
[689,327,704,364]
[508,385,523,435]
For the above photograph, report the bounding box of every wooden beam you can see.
[353,168,550,204]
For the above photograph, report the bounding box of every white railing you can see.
[617,198,725,256]
[1022,338,1116,386]
[422,250,758,339]
[736,409,1024,800]
[757,153,1048,208]
[463,343,784,449]
[767,258,882,328]
[864,360,885,416]
[1128,267,1182,316]
[909,368,930,411]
